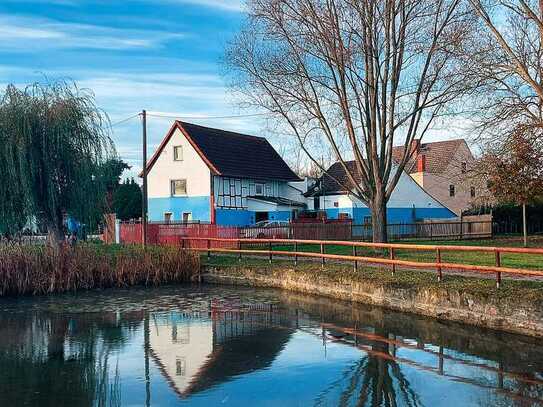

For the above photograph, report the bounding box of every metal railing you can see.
[181,237,543,288]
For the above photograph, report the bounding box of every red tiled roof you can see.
[392,139,467,174]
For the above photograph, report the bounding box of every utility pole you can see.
[142,110,148,248]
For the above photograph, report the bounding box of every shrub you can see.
[0,243,200,296]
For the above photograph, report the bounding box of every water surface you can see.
[0,285,542,406]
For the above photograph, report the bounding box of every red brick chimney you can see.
[417,154,426,172]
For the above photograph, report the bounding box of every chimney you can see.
[417,154,426,172]
[410,139,421,154]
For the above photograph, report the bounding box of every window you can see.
[470,187,476,198]
[449,185,455,197]
[171,179,187,196]
[461,162,467,173]
[164,212,172,223]
[176,357,186,376]
[173,146,183,161]
[182,212,192,223]
[255,183,264,196]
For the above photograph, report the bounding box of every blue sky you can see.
[0,0,467,178]
[0,0,262,178]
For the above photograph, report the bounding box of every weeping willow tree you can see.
[0,81,115,242]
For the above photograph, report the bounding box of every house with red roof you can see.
[392,139,490,216]
[144,121,306,226]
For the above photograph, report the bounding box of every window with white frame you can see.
[255,183,264,196]
[173,146,183,161]
[171,179,187,196]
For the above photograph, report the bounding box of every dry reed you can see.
[0,243,201,296]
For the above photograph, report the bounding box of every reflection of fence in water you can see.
[210,302,297,344]
[315,323,543,405]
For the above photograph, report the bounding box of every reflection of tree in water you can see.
[477,370,543,407]
[315,329,420,407]
[0,311,140,406]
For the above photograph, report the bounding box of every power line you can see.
[110,113,140,127]
[145,111,272,120]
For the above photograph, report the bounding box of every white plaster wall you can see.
[317,167,447,209]
[147,128,211,198]
[149,321,213,395]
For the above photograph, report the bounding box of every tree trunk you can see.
[522,202,528,248]
[371,196,388,243]
[47,221,64,247]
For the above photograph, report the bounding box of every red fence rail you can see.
[181,236,543,287]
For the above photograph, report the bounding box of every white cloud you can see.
[0,15,185,51]
[169,0,243,12]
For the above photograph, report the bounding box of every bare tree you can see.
[468,0,543,141]
[225,0,476,242]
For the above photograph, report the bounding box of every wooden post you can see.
[207,239,211,259]
[238,240,242,261]
[141,110,148,248]
[353,244,358,272]
[390,247,395,276]
[320,243,325,267]
[269,241,272,264]
[495,250,501,289]
[294,241,298,266]
[436,248,442,282]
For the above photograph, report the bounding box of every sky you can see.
[0,0,467,179]
[0,0,260,178]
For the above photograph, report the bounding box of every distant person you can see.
[66,216,80,246]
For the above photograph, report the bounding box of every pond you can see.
[0,285,542,407]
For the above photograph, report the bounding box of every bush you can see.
[0,243,200,296]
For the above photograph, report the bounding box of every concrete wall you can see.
[148,127,211,222]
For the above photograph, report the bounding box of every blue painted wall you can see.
[216,209,254,226]
[325,206,455,224]
[148,196,210,222]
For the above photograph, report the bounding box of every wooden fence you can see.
[117,220,494,246]
[181,236,543,287]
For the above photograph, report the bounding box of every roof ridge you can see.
[177,120,267,141]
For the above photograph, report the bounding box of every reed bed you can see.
[0,243,200,296]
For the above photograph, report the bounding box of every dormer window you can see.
[173,146,183,161]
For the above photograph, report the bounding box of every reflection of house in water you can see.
[149,304,295,398]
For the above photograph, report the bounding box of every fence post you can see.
[238,240,242,262]
[353,244,358,272]
[436,248,442,282]
[495,250,501,289]
[182,238,185,250]
[320,243,325,267]
[294,241,298,266]
[207,239,211,259]
[390,247,395,276]
[269,241,272,264]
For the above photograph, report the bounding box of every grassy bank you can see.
[0,243,200,296]
[204,256,543,302]
[239,237,543,271]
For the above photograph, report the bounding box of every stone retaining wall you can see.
[203,264,543,338]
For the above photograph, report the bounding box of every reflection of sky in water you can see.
[0,285,542,407]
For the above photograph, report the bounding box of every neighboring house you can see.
[392,139,490,216]
[144,121,305,226]
[305,161,456,224]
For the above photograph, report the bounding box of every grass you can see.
[203,255,543,303]
[235,237,543,271]
[0,243,200,296]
